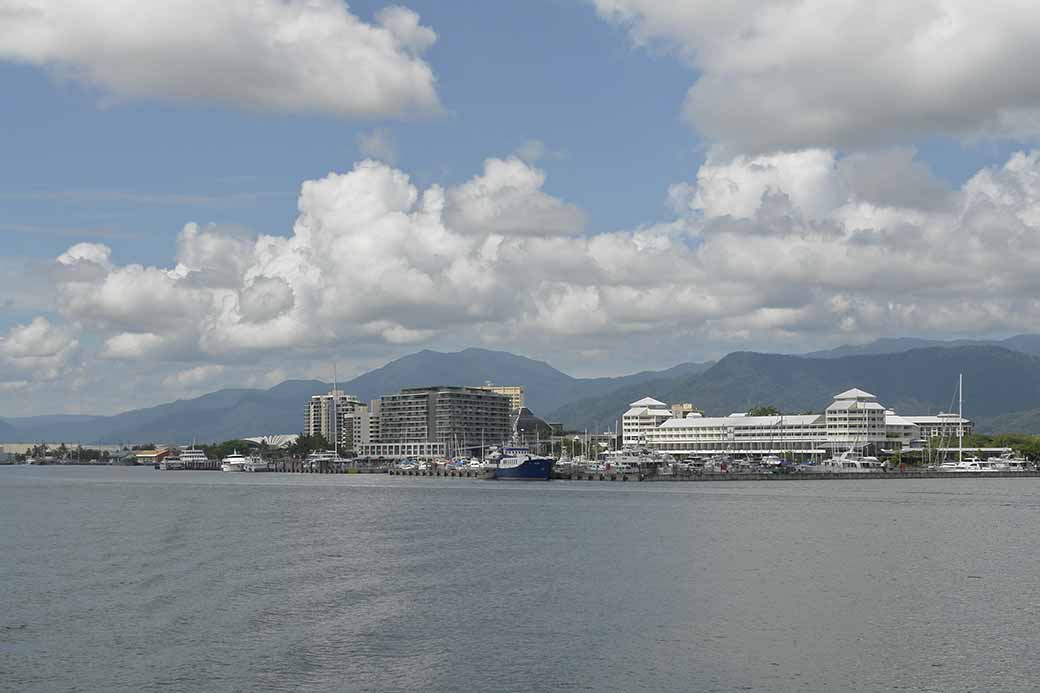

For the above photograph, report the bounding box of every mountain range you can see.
[803,334,1040,359]
[0,348,711,444]
[5,335,1040,444]
[545,345,1040,433]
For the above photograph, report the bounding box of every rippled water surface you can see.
[2,466,1040,692]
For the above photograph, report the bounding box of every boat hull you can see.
[493,457,554,480]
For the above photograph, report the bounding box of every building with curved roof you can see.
[635,388,967,458]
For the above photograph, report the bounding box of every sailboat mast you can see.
[331,363,339,460]
[958,372,963,464]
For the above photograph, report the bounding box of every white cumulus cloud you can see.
[446,157,586,236]
[0,316,78,385]
[57,242,112,268]
[595,0,1040,153]
[161,364,225,388]
[39,148,1040,397]
[0,0,440,118]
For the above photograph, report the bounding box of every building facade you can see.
[474,384,525,412]
[369,386,511,458]
[647,412,828,456]
[639,388,955,458]
[904,413,973,442]
[348,400,381,451]
[823,388,888,451]
[622,397,674,446]
[671,403,698,418]
[305,389,361,450]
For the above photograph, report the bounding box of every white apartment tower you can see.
[305,389,361,450]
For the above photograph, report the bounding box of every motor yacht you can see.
[811,451,883,473]
[221,451,248,472]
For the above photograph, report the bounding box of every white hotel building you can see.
[624,388,970,457]
[621,397,674,445]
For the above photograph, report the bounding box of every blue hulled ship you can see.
[491,446,554,480]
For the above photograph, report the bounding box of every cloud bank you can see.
[0,0,440,118]
[11,148,1035,406]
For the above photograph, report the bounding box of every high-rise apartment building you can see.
[363,386,510,458]
[348,400,381,450]
[304,389,361,450]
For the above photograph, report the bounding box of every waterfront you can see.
[3,466,1040,692]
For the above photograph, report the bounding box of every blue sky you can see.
[2,1,696,270]
[3,0,1040,416]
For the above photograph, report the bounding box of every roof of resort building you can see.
[884,414,918,427]
[657,414,823,429]
[623,406,673,418]
[833,388,877,400]
[243,434,299,448]
[826,398,885,411]
[902,414,971,424]
[629,396,667,407]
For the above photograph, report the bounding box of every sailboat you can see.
[938,374,973,472]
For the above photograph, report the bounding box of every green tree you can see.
[287,434,329,459]
[748,405,781,416]
[202,439,259,461]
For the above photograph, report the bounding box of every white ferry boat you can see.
[221,451,247,472]
[159,446,211,470]
[180,448,209,465]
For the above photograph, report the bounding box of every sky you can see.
[2,0,1040,417]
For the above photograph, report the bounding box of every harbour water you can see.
[2,466,1039,692]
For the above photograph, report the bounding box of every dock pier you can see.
[156,462,1040,481]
